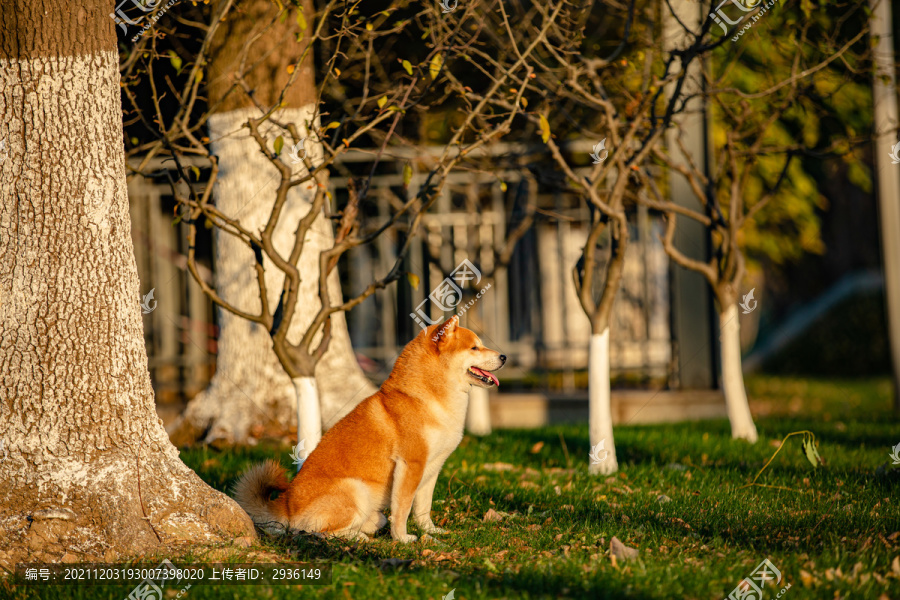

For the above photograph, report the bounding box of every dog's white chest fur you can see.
[422,390,468,468]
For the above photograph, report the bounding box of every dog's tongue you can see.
[471,367,499,387]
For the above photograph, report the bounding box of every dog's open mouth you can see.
[467,366,499,387]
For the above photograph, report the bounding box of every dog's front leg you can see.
[390,457,425,543]
[413,468,446,534]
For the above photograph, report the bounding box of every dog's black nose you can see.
[500,354,507,364]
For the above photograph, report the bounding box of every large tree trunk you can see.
[719,303,759,442]
[588,329,619,474]
[167,0,375,447]
[0,0,255,568]
[168,107,375,445]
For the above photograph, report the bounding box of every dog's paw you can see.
[393,533,418,543]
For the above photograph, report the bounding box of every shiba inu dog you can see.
[233,316,506,542]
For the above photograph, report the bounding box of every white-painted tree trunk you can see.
[719,303,759,442]
[293,376,322,469]
[466,386,492,435]
[588,329,619,474]
[167,107,375,446]
[0,29,254,567]
[869,0,900,410]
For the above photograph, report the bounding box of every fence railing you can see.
[128,142,674,401]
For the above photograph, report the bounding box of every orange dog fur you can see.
[233,316,506,542]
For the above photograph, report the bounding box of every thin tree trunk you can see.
[719,303,759,442]
[167,0,375,446]
[869,0,900,411]
[0,0,254,567]
[589,329,619,474]
[466,386,492,435]
[292,376,321,467]
[583,216,627,475]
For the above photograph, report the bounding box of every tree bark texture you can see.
[0,0,255,568]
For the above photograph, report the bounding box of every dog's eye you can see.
[471,346,478,350]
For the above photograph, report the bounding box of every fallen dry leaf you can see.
[530,441,544,454]
[483,508,503,522]
[483,462,516,472]
[432,552,456,562]
[609,536,639,561]
[546,467,575,475]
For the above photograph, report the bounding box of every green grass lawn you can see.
[4,376,900,599]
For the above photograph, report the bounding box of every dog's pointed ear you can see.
[433,315,459,347]
[442,315,458,334]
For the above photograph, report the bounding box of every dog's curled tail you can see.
[232,460,290,532]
